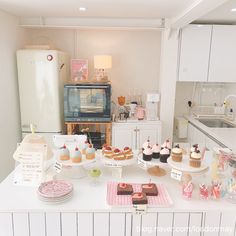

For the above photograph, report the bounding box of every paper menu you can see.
[13,144,47,186]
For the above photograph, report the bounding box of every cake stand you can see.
[167,156,209,183]
[55,154,97,179]
[137,154,168,177]
[100,154,137,178]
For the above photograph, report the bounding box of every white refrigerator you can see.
[16,49,68,146]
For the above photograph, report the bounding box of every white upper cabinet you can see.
[208,25,236,82]
[178,24,212,82]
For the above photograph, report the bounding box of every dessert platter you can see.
[55,142,97,178]
[37,180,73,203]
[56,144,97,167]
[107,182,173,207]
[167,144,209,174]
[100,145,137,167]
[138,139,172,176]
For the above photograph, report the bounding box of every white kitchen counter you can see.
[0,153,235,236]
[185,115,236,152]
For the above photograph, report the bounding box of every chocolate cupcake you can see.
[152,144,160,159]
[160,147,170,163]
[143,146,153,161]
[161,139,171,152]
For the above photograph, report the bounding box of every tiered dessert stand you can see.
[56,154,97,179]
[137,153,169,177]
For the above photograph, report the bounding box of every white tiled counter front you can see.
[0,153,235,236]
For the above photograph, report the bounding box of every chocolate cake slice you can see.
[141,183,158,196]
[131,192,148,204]
[117,183,133,195]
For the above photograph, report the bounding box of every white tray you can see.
[56,154,96,167]
[167,156,209,173]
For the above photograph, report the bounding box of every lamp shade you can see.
[94,55,112,69]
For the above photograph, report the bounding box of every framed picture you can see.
[71,59,88,82]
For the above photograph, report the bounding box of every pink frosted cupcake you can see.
[161,139,171,151]
[160,147,170,163]
[143,146,153,161]
[152,144,160,159]
[142,139,150,150]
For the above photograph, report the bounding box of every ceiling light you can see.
[231,8,236,12]
[79,7,87,12]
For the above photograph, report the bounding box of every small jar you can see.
[182,182,193,200]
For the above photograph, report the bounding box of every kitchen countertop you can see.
[185,115,236,152]
[0,152,235,213]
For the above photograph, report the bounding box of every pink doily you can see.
[38,180,73,198]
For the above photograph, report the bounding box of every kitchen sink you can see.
[197,118,236,128]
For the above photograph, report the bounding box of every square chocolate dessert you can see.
[141,183,158,196]
[117,183,133,195]
[131,192,148,204]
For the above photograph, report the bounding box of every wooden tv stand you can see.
[65,121,112,146]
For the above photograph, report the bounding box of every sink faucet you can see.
[223,94,236,107]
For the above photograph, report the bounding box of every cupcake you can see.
[143,146,153,161]
[160,147,170,163]
[189,148,201,168]
[152,144,160,159]
[190,144,198,157]
[142,139,150,150]
[71,147,82,163]
[86,144,96,160]
[123,146,133,159]
[81,140,89,155]
[102,144,108,154]
[171,144,183,162]
[103,146,113,158]
[59,144,70,161]
[113,148,126,160]
[161,139,171,151]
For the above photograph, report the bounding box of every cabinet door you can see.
[112,125,135,149]
[138,125,160,148]
[178,24,212,82]
[208,25,236,82]
[188,124,206,151]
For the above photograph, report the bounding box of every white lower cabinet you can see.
[2,212,235,236]
[112,121,161,149]
[188,123,221,150]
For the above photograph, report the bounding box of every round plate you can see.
[167,156,209,173]
[101,155,137,167]
[137,154,168,167]
[56,154,96,167]
[38,180,73,198]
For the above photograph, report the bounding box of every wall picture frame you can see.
[71,59,88,82]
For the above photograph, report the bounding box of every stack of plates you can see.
[37,180,73,203]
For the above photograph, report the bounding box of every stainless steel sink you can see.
[197,118,235,128]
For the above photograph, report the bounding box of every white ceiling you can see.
[0,0,195,18]
[196,0,236,23]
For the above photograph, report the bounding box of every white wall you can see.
[174,82,236,117]
[26,28,161,105]
[159,29,179,141]
[0,10,27,181]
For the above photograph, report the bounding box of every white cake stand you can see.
[167,156,209,183]
[55,154,97,179]
[100,153,137,178]
[137,154,168,177]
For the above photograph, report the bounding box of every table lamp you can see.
[94,55,112,81]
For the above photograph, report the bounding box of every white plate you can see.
[167,156,209,173]
[137,154,168,167]
[56,154,96,167]
[101,155,137,167]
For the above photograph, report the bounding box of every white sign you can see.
[171,168,183,181]
[54,161,63,173]
[138,159,148,170]
[14,151,44,186]
[104,162,122,168]
[53,134,87,149]
[133,204,147,215]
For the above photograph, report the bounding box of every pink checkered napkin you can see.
[107,182,173,207]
